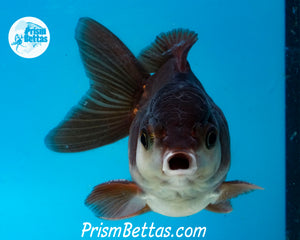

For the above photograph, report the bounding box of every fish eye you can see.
[141,129,151,150]
[206,127,218,149]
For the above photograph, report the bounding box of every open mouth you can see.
[168,153,190,170]
[163,151,197,176]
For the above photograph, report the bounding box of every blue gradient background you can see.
[0,0,285,239]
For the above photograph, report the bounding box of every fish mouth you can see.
[162,150,197,176]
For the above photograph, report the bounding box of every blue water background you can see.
[0,0,285,239]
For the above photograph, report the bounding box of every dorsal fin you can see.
[138,29,198,73]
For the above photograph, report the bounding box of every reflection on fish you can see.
[45,17,263,219]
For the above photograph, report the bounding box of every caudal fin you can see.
[138,29,198,73]
[45,18,149,152]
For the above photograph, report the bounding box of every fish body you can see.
[46,18,262,219]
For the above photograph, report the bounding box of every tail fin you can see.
[45,18,148,152]
[138,29,198,73]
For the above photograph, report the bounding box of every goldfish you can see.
[45,17,262,219]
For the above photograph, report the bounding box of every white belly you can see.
[145,191,220,217]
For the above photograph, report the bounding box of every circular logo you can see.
[8,17,50,58]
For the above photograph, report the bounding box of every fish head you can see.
[131,82,229,197]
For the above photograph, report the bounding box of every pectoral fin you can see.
[85,180,150,220]
[217,180,263,202]
[205,181,263,213]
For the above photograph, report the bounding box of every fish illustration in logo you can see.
[45,18,262,219]
[11,34,24,51]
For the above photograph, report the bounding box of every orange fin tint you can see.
[85,180,150,220]
[206,181,262,214]
[205,200,233,213]
[217,180,263,203]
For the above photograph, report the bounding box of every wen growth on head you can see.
[45,17,262,219]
